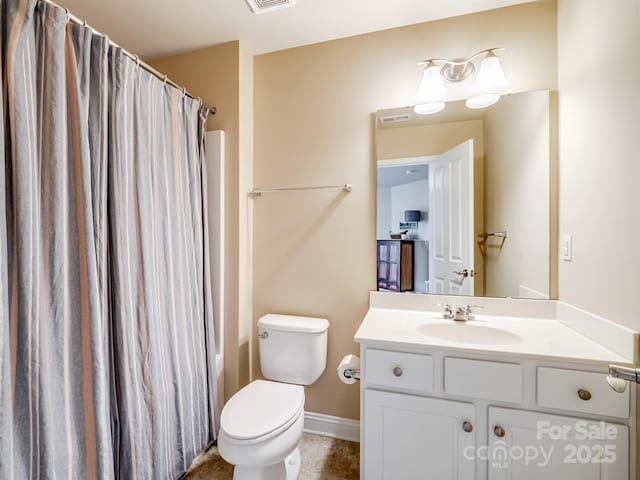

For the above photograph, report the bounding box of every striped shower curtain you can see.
[0,1,219,479]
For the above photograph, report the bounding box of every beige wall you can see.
[377,120,484,160]
[254,1,557,420]
[557,0,640,330]
[238,44,254,388]
[150,41,251,400]
[377,120,486,296]
[484,90,551,298]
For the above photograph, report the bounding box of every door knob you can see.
[462,421,473,433]
[452,269,469,277]
[494,426,506,438]
[392,367,403,377]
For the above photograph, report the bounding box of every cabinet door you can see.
[387,242,400,290]
[488,407,629,480]
[388,241,401,263]
[364,389,475,480]
[377,242,390,289]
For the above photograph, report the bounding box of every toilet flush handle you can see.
[258,331,269,339]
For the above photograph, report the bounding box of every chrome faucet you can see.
[441,304,483,321]
[453,306,468,321]
[452,305,484,322]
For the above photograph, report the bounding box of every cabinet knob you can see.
[577,388,592,401]
[392,366,403,377]
[494,425,506,438]
[462,421,473,433]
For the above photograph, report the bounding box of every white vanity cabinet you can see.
[359,346,634,480]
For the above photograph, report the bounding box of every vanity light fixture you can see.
[414,48,508,115]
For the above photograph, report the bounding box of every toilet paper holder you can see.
[343,368,360,381]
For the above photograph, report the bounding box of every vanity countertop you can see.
[355,307,634,367]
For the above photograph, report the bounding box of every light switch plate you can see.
[562,234,572,261]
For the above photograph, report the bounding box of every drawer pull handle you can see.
[494,426,506,438]
[392,366,403,377]
[577,388,592,401]
[462,421,473,433]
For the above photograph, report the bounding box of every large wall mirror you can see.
[376,89,556,299]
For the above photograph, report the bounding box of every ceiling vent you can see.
[379,114,411,124]
[245,0,296,14]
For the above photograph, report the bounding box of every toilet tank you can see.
[258,314,329,385]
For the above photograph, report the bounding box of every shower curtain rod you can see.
[42,0,217,116]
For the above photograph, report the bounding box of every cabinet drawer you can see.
[537,367,629,418]
[444,357,523,403]
[365,349,433,393]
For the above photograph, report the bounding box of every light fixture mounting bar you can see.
[418,48,505,83]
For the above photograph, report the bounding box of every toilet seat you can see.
[220,380,305,444]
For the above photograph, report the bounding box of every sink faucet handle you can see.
[466,304,485,310]
[435,303,454,319]
[462,304,484,321]
[435,303,453,310]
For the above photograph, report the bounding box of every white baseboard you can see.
[304,411,360,443]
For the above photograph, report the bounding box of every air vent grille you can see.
[379,114,411,124]
[245,0,296,14]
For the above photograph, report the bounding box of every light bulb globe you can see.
[465,94,501,109]
[472,54,508,96]
[416,64,448,103]
[414,102,446,115]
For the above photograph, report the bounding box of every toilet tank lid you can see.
[258,314,329,333]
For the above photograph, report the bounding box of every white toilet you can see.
[218,314,329,480]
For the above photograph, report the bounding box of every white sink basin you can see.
[416,322,523,346]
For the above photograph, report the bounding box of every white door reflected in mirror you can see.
[428,140,474,295]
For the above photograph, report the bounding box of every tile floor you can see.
[183,433,360,480]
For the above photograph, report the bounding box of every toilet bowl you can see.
[218,380,305,480]
[217,314,329,480]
